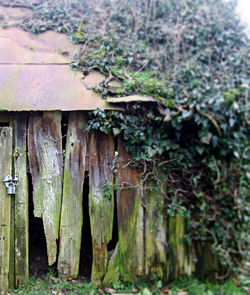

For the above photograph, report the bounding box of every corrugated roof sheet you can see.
[0,10,117,111]
[0,6,155,111]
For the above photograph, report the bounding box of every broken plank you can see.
[58,112,87,280]
[145,178,167,278]
[14,113,29,287]
[28,112,63,266]
[117,137,144,282]
[0,127,12,293]
[89,132,114,284]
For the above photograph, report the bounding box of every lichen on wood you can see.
[14,113,29,287]
[89,132,114,284]
[0,127,13,293]
[117,136,144,282]
[58,112,87,280]
[28,111,63,266]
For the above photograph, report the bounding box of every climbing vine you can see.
[1,0,249,278]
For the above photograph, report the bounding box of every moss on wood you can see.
[58,112,87,280]
[89,132,114,284]
[14,113,29,287]
[28,112,63,266]
[167,215,192,280]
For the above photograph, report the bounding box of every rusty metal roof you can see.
[0,6,155,112]
[0,6,116,111]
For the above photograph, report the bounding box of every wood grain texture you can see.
[58,112,87,280]
[145,179,167,278]
[117,137,144,282]
[28,112,63,266]
[89,132,114,284]
[14,113,29,287]
[0,127,12,293]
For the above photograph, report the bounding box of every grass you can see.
[9,271,248,295]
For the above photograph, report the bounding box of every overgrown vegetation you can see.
[1,0,249,281]
[11,271,247,295]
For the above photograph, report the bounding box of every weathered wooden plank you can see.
[117,137,144,282]
[0,127,12,293]
[9,119,15,290]
[145,179,167,278]
[58,112,87,280]
[167,215,192,280]
[14,113,29,287]
[89,132,114,284]
[28,112,63,266]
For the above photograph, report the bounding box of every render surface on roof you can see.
[0,6,115,111]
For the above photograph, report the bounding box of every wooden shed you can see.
[0,11,218,294]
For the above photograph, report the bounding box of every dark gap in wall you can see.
[108,135,119,251]
[61,112,69,157]
[107,190,118,251]
[0,122,9,126]
[79,173,92,280]
[28,172,49,278]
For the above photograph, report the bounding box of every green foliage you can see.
[12,274,247,295]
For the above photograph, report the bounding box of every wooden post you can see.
[145,179,167,278]
[58,112,87,280]
[167,215,192,280]
[89,132,114,284]
[0,127,13,293]
[117,137,144,282]
[14,113,29,287]
[28,112,63,266]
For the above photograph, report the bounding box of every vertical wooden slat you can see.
[14,113,29,286]
[28,112,63,266]
[89,132,114,284]
[9,119,15,290]
[0,127,12,293]
[117,137,144,282]
[167,215,192,280]
[58,112,87,280]
[145,179,167,278]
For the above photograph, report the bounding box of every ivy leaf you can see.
[196,146,205,155]
[148,147,157,157]
[112,127,121,136]
[201,133,212,145]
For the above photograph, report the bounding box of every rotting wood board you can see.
[89,132,114,284]
[28,112,63,266]
[117,137,144,282]
[0,127,12,293]
[14,113,29,287]
[58,112,87,280]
